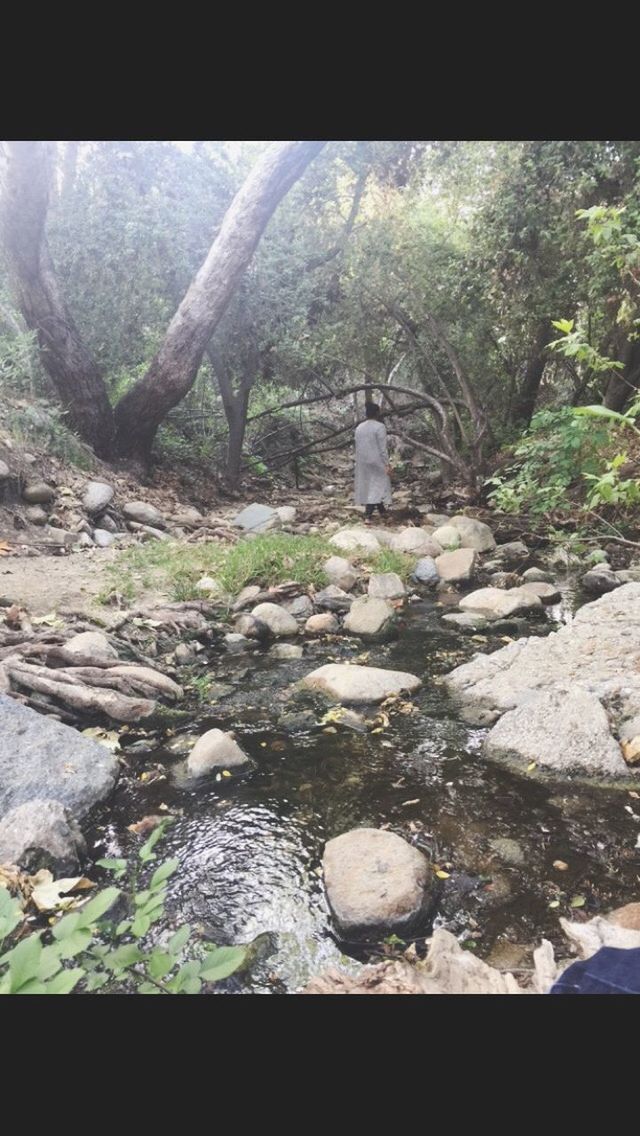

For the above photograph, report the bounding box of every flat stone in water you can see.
[302,663,421,704]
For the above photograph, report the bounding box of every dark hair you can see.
[365,402,381,420]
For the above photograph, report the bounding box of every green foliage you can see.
[368,549,414,580]
[0,821,246,995]
[583,452,640,510]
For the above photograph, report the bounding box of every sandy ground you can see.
[0,548,122,616]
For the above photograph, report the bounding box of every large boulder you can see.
[367,572,406,600]
[123,501,165,528]
[63,631,118,662]
[186,729,254,777]
[390,528,443,557]
[324,556,359,592]
[251,603,298,637]
[0,799,86,874]
[0,695,118,821]
[233,503,279,533]
[582,566,622,595]
[329,528,381,554]
[322,828,433,939]
[436,548,477,584]
[459,586,542,620]
[82,481,114,514]
[344,596,397,641]
[302,663,421,704]
[432,525,461,550]
[450,515,496,552]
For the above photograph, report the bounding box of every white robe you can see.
[354,419,392,506]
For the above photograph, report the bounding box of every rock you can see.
[123,501,165,527]
[323,484,337,495]
[233,503,279,533]
[284,595,314,621]
[616,568,640,584]
[186,729,254,777]
[442,612,489,631]
[23,482,56,505]
[489,571,523,588]
[64,631,118,661]
[522,581,561,604]
[302,663,421,704]
[606,903,640,930]
[98,513,119,533]
[93,529,115,548]
[313,585,354,612]
[305,613,339,635]
[232,585,262,612]
[367,572,406,600]
[25,505,48,526]
[344,596,397,641]
[251,602,299,637]
[484,686,629,779]
[450,515,496,552]
[224,632,251,653]
[195,575,221,595]
[522,567,554,583]
[547,547,582,571]
[489,837,526,866]
[270,643,304,660]
[234,614,270,641]
[582,566,622,595]
[174,643,196,665]
[0,694,118,821]
[172,506,203,526]
[424,513,451,527]
[76,532,94,548]
[494,540,529,564]
[390,528,443,557]
[0,460,10,480]
[0,800,86,874]
[412,557,440,587]
[322,828,432,939]
[276,506,297,524]
[82,481,114,514]
[329,528,381,553]
[436,548,477,583]
[459,586,542,620]
[324,556,359,591]
[432,525,461,550]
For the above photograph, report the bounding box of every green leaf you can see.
[84,972,109,991]
[9,935,42,991]
[551,318,574,334]
[104,944,144,971]
[57,928,93,960]
[76,887,120,927]
[137,982,163,994]
[570,896,586,908]
[150,859,179,889]
[16,979,48,994]
[38,945,63,981]
[116,920,132,936]
[148,950,175,979]
[199,946,247,983]
[47,968,85,994]
[52,912,81,940]
[131,915,152,938]
[0,889,24,942]
[139,819,172,862]
[168,925,191,955]
[96,858,127,877]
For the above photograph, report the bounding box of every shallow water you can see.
[86,576,640,992]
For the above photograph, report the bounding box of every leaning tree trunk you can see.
[0,141,115,456]
[113,141,327,460]
[509,319,553,428]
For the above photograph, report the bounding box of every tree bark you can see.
[0,141,115,456]
[603,339,640,412]
[113,140,327,459]
[509,319,553,427]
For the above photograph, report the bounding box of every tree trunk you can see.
[510,319,552,427]
[0,141,115,456]
[603,339,640,412]
[113,141,326,460]
[208,345,253,487]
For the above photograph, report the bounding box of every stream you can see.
[85,578,640,992]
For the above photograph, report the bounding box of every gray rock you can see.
[412,557,440,586]
[324,556,359,592]
[82,481,114,514]
[390,528,443,557]
[98,513,119,533]
[23,482,56,505]
[186,729,254,777]
[436,548,477,583]
[123,501,165,527]
[432,524,461,550]
[0,799,86,874]
[323,828,432,939]
[270,643,304,660]
[344,596,397,641]
[368,572,406,600]
[276,506,297,524]
[251,602,299,637]
[494,540,529,564]
[93,529,115,547]
[0,460,10,480]
[232,585,262,612]
[172,506,204,527]
[305,613,339,635]
[459,586,542,620]
[233,503,279,533]
[284,595,314,621]
[174,643,196,665]
[0,694,118,821]
[522,567,554,583]
[314,585,354,612]
[25,505,48,526]
[302,663,421,704]
[489,837,526,866]
[582,566,622,595]
[424,513,451,527]
[522,581,561,604]
[616,568,640,584]
[442,612,489,631]
[450,515,496,552]
[224,632,251,653]
[76,532,94,548]
[64,631,118,661]
[329,528,381,553]
[234,614,270,641]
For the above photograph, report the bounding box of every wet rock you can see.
[324,556,359,591]
[450,515,496,552]
[0,460,9,480]
[323,828,432,939]
[432,524,461,550]
[172,506,203,526]
[367,572,406,600]
[494,540,529,564]
[344,596,397,641]
[284,595,314,621]
[0,799,86,874]
[329,528,381,554]
[186,728,254,777]
[82,481,114,514]
[442,612,489,631]
[488,571,523,588]
[522,581,561,604]
[459,586,542,620]
[234,614,270,641]
[123,501,165,527]
[25,505,48,525]
[278,709,317,732]
[251,602,298,637]
[302,663,421,704]
[174,643,196,665]
[276,506,297,524]
[522,567,554,583]
[390,528,443,557]
[547,547,582,571]
[233,503,279,533]
[232,585,262,612]
[224,632,251,653]
[412,557,439,587]
[0,694,118,820]
[93,529,115,548]
[64,631,118,661]
[270,643,304,660]
[313,585,354,612]
[305,613,339,635]
[489,837,526,866]
[23,482,56,505]
[436,548,477,584]
[582,566,621,595]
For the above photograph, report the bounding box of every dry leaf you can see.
[622,736,640,765]
[127,815,165,836]
[31,873,95,913]
[553,860,569,871]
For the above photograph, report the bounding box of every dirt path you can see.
[0,549,122,616]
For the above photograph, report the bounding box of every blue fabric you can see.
[550,947,640,994]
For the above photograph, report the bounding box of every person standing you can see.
[354,402,392,523]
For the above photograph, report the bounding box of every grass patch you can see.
[365,549,415,581]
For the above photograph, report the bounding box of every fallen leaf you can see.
[570,896,586,908]
[127,815,165,836]
[553,860,569,871]
[401,799,420,807]
[222,770,232,778]
[527,761,537,772]
[32,612,63,627]
[435,870,450,880]
[0,541,12,556]
[629,791,640,800]
[82,727,121,752]
[548,900,560,909]
[31,874,95,913]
